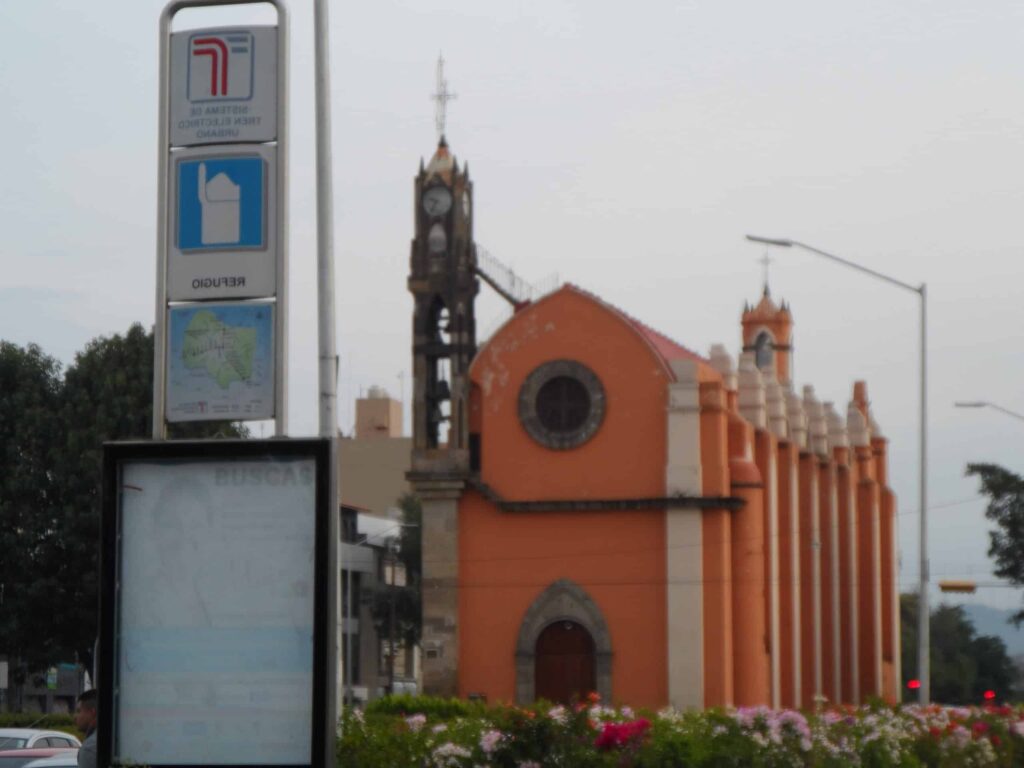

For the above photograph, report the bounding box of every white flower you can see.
[405,713,427,732]
[479,730,503,755]
[431,741,471,767]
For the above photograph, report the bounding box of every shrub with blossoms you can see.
[338,694,1024,767]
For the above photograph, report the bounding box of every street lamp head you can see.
[746,234,793,248]
[954,401,987,409]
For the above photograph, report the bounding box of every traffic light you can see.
[984,689,996,701]
[907,679,921,690]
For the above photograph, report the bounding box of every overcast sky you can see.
[2,1,1024,618]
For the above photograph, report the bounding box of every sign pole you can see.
[153,5,174,440]
[275,0,290,437]
[313,0,341,722]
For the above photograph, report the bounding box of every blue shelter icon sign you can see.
[178,155,265,251]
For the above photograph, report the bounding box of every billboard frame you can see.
[98,438,335,768]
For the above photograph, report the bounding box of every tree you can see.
[900,592,1019,703]
[972,634,1017,700]
[966,463,1024,625]
[0,325,246,688]
[0,342,63,689]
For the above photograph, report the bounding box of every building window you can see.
[343,631,361,686]
[380,638,410,679]
[518,360,605,450]
[754,331,774,371]
[536,376,591,433]
[341,508,358,543]
[342,571,362,619]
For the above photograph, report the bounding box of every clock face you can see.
[422,186,452,217]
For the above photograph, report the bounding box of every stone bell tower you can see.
[407,126,479,695]
[407,137,478,474]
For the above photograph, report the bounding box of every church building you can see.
[407,137,900,709]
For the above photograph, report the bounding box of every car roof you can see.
[21,754,79,768]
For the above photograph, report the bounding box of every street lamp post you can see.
[954,401,1024,423]
[746,235,930,704]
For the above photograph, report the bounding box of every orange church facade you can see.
[408,141,899,710]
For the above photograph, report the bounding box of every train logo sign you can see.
[188,32,254,102]
[169,26,278,147]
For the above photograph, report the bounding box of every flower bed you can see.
[338,694,1024,767]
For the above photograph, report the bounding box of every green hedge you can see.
[364,694,484,720]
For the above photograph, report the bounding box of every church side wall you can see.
[855,442,882,700]
[776,441,801,708]
[666,359,705,709]
[835,446,859,703]
[798,451,822,704]
[873,437,899,703]
[700,380,734,707]
[754,428,781,708]
[818,458,839,703]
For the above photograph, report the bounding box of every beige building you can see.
[340,388,411,519]
[339,389,417,702]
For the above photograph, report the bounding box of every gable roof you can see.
[561,283,707,368]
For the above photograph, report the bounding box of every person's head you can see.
[74,689,97,733]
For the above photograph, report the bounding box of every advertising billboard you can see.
[99,439,333,768]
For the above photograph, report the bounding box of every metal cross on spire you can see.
[432,53,457,143]
[759,251,773,295]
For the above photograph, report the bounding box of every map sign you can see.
[114,456,316,765]
[166,302,274,422]
[168,144,277,301]
[169,26,278,147]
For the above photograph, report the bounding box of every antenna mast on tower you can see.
[432,54,457,142]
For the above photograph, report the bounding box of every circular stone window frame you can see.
[518,359,606,450]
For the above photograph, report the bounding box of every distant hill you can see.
[961,604,1024,655]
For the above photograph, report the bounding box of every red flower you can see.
[594,719,651,751]
[992,734,1002,747]
[587,691,602,704]
[929,727,942,740]
[972,721,990,738]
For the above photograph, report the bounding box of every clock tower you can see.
[408,137,478,474]
[407,135,478,695]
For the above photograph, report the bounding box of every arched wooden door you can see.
[534,620,596,704]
